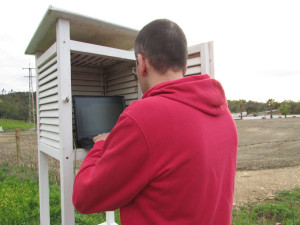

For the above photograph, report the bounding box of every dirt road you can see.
[234,166,300,205]
[236,117,300,170]
[234,117,300,205]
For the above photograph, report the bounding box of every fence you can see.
[0,129,61,184]
[0,130,37,166]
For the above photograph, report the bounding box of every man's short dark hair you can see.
[134,19,188,74]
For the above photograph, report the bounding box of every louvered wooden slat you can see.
[39,95,59,105]
[39,86,59,99]
[72,75,103,82]
[39,65,57,81]
[104,61,133,74]
[39,102,59,111]
[71,91,104,96]
[106,80,137,92]
[106,74,136,86]
[38,56,58,74]
[39,110,59,118]
[71,54,89,65]
[36,42,57,68]
[187,57,201,67]
[72,85,104,92]
[106,87,138,96]
[39,118,59,125]
[40,124,60,133]
[123,93,138,100]
[185,66,201,76]
[71,79,103,86]
[72,65,103,74]
[40,130,60,141]
[40,137,60,149]
[39,78,58,93]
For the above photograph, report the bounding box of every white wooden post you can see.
[56,18,75,225]
[200,42,214,78]
[208,41,215,78]
[38,151,50,224]
[99,211,118,225]
[35,50,52,225]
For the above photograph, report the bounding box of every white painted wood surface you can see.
[199,42,214,77]
[38,151,50,225]
[73,148,88,161]
[38,65,57,81]
[38,56,57,74]
[105,61,137,106]
[56,18,75,225]
[99,212,118,225]
[70,40,135,61]
[39,142,62,161]
[39,94,59,105]
[185,42,214,78]
[39,86,59,99]
[36,43,57,68]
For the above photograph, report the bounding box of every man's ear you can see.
[137,54,147,77]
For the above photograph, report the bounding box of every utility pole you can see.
[23,63,36,129]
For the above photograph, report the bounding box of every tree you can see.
[295,101,300,114]
[279,104,291,118]
[245,100,259,115]
[227,100,238,113]
[237,99,247,119]
[281,100,300,114]
[0,92,33,121]
[267,99,275,119]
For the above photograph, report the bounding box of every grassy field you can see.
[0,164,110,224]
[0,163,299,224]
[0,119,34,130]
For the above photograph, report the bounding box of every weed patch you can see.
[232,188,300,224]
[0,165,40,224]
[0,164,116,224]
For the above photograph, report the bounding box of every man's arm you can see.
[72,114,150,214]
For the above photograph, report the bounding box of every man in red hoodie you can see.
[73,19,238,224]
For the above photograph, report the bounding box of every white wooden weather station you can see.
[25,6,214,225]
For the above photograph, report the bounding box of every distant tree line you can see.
[228,99,300,118]
[0,92,36,121]
[0,92,299,121]
[228,99,300,117]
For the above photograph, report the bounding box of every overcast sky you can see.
[0,0,299,102]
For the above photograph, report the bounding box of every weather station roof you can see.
[25,5,138,55]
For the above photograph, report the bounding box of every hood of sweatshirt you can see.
[142,74,228,116]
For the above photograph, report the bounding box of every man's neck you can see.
[147,69,184,90]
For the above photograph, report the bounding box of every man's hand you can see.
[93,133,110,143]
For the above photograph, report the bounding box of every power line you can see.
[23,63,36,129]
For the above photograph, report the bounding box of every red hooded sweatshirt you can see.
[73,74,238,225]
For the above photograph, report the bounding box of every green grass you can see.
[0,163,299,224]
[232,188,300,224]
[0,164,117,224]
[0,118,34,130]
